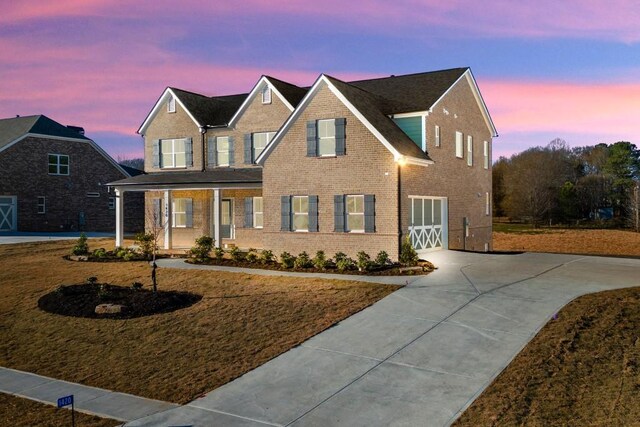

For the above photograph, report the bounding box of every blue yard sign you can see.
[57,395,73,408]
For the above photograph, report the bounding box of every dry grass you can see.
[454,286,640,427]
[494,228,640,257]
[0,393,119,427]
[0,239,396,405]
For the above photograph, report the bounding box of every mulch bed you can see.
[186,258,435,276]
[38,283,202,319]
[63,254,152,262]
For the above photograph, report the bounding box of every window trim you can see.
[48,153,69,175]
[317,118,336,157]
[486,192,490,216]
[172,198,190,228]
[261,86,271,104]
[467,135,473,166]
[455,132,463,158]
[345,195,365,233]
[167,96,176,113]
[435,125,440,147]
[292,195,309,232]
[252,132,275,163]
[160,138,187,169]
[483,140,490,169]
[253,196,263,229]
[37,196,46,214]
[216,136,230,167]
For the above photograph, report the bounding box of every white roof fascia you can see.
[138,88,202,135]
[390,111,429,119]
[227,76,295,127]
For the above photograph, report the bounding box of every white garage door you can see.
[408,196,447,252]
[0,196,17,231]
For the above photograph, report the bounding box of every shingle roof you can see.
[0,115,90,150]
[264,76,308,107]
[108,168,262,187]
[170,88,247,127]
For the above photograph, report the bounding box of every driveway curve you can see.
[126,251,640,427]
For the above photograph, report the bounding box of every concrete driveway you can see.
[125,251,640,427]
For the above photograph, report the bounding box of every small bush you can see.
[375,251,390,266]
[280,252,295,269]
[71,233,89,255]
[92,248,107,259]
[260,249,275,265]
[334,252,348,263]
[123,252,135,261]
[190,235,214,261]
[313,250,329,270]
[115,248,128,258]
[230,246,244,262]
[131,282,143,290]
[356,251,372,271]
[213,247,225,261]
[97,284,111,300]
[336,257,355,272]
[86,276,98,285]
[399,236,418,266]
[135,232,155,258]
[294,251,312,269]
[246,251,258,263]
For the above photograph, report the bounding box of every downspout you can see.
[397,162,402,259]
[199,126,207,171]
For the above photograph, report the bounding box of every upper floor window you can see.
[167,96,176,113]
[455,131,463,158]
[307,118,346,157]
[161,138,186,168]
[435,125,440,147]
[484,140,490,169]
[216,136,230,166]
[261,86,271,104]
[467,135,473,166]
[48,154,69,175]
[247,132,275,164]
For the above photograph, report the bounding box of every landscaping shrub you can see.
[115,248,128,258]
[230,246,244,262]
[123,252,135,261]
[334,252,348,262]
[135,232,155,259]
[190,235,214,261]
[356,251,373,271]
[214,247,225,261]
[280,252,295,269]
[294,251,312,269]
[131,282,143,290]
[336,257,355,272]
[375,251,390,266]
[399,236,418,266]
[92,248,107,259]
[312,250,329,270]
[260,249,275,265]
[97,284,111,300]
[86,276,98,285]
[245,250,258,263]
[71,233,89,255]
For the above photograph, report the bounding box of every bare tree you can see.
[137,200,168,292]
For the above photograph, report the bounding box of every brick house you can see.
[0,115,144,232]
[110,68,497,258]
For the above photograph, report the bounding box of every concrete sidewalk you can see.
[0,231,115,244]
[125,251,640,426]
[0,367,177,422]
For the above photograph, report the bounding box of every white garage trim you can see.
[0,196,17,231]
[408,196,448,252]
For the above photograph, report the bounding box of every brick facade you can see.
[0,136,144,232]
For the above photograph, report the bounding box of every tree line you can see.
[493,139,640,230]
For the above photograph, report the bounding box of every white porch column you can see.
[213,188,221,247]
[115,187,124,248]
[164,190,172,250]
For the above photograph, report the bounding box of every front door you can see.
[221,199,234,239]
[0,196,17,231]
[408,196,447,252]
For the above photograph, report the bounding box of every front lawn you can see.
[0,239,396,404]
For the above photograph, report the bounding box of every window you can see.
[252,132,275,162]
[346,195,364,232]
[172,198,192,228]
[109,197,115,210]
[318,119,336,156]
[486,192,490,216]
[161,138,186,168]
[467,135,473,166]
[484,140,490,169]
[167,96,176,113]
[261,86,271,104]
[253,197,263,228]
[455,132,463,158]
[48,154,69,175]
[435,125,440,147]
[37,196,45,214]
[86,192,100,198]
[292,196,309,231]
[216,136,230,166]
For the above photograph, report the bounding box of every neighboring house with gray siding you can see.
[110,68,497,259]
[0,115,143,232]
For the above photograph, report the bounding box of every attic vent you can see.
[67,125,85,135]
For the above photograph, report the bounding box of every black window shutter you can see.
[185,137,193,167]
[244,197,253,228]
[185,198,194,228]
[364,194,375,233]
[244,134,252,164]
[306,121,317,157]
[335,118,346,155]
[207,137,216,167]
[308,195,318,232]
[228,136,235,166]
[334,195,345,232]
[280,196,291,231]
[153,198,162,227]
[152,140,160,168]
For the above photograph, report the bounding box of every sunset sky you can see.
[1,1,639,161]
